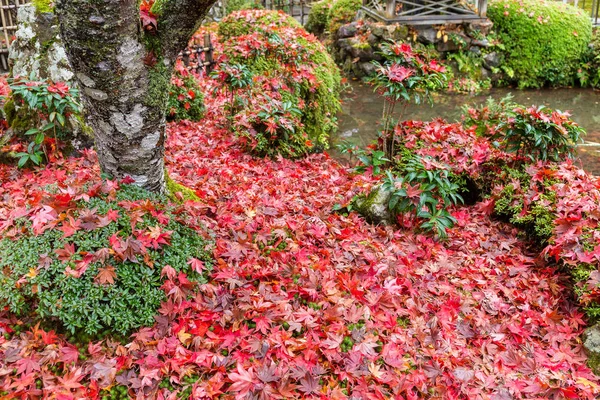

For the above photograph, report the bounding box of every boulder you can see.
[583,323,600,374]
[464,20,494,37]
[483,51,502,69]
[415,26,438,45]
[352,185,394,225]
[338,22,358,39]
[359,61,377,76]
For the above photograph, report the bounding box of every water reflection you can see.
[333,81,600,175]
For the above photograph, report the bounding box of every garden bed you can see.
[0,71,599,398]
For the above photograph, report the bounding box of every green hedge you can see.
[488,0,592,88]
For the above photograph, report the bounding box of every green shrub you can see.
[305,0,333,36]
[488,0,592,88]
[578,28,600,88]
[216,10,341,158]
[0,184,213,337]
[224,0,264,15]
[327,0,361,38]
[167,62,205,122]
[218,9,301,38]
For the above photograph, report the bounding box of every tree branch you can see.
[157,0,218,61]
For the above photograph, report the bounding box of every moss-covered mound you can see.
[216,10,342,158]
[327,0,362,38]
[305,0,334,36]
[488,0,592,88]
[0,182,213,338]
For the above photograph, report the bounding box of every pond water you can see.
[333,81,600,175]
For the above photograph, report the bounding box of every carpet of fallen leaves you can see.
[1,81,600,399]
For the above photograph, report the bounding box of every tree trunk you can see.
[54,0,215,193]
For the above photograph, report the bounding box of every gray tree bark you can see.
[54,0,215,193]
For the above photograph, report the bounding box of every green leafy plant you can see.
[0,183,213,337]
[380,157,463,237]
[338,143,389,175]
[461,94,517,136]
[167,61,205,122]
[213,62,254,122]
[493,105,584,162]
[4,79,81,167]
[369,41,448,161]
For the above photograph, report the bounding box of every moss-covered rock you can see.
[488,0,592,88]
[351,185,394,225]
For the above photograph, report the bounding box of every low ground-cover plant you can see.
[488,0,592,88]
[0,178,213,337]
[215,10,341,158]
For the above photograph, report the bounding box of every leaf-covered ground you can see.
[1,83,600,399]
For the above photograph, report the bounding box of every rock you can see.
[470,39,490,48]
[352,185,394,225]
[367,33,379,47]
[360,62,377,76]
[337,38,354,52]
[391,24,410,41]
[415,26,438,44]
[370,24,386,38]
[338,22,358,39]
[583,323,600,374]
[470,46,482,56]
[436,34,470,52]
[483,51,502,69]
[464,20,494,37]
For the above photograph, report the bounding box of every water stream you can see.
[333,81,600,175]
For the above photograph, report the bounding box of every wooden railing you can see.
[361,0,488,25]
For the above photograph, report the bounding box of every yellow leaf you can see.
[443,34,448,43]
[26,268,38,279]
[436,30,442,39]
[245,208,256,218]
[576,377,600,390]
[178,329,192,345]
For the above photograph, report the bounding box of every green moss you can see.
[165,173,200,203]
[224,0,264,15]
[488,0,592,88]
[305,0,333,36]
[327,0,361,38]
[218,11,301,39]
[32,0,53,13]
[146,63,171,109]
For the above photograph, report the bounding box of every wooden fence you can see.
[560,0,600,25]
[0,0,28,72]
[361,0,488,25]
[180,33,216,76]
